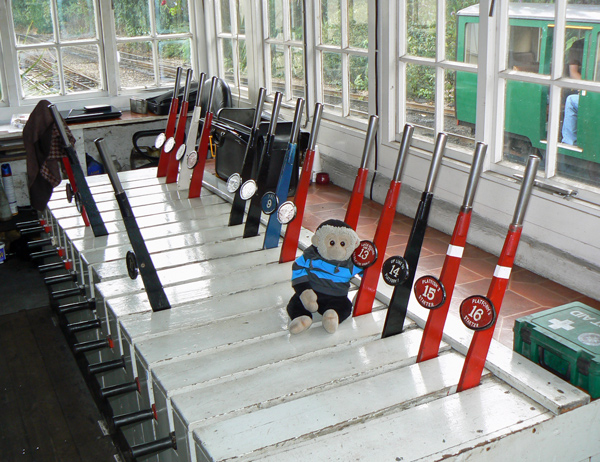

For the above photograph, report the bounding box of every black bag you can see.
[213,110,308,197]
[146,78,232,116]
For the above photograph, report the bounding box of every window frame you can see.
[312,0,376,128]
[262,0,306,104]
[0,0,199,111]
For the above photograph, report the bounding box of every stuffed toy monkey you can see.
[287,219,362,334]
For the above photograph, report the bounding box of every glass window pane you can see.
[220,38,234,83]
[557,87,600,189]
[118,41,154,88]
[321,0,341,46]
[158,39,191,85]
[446,0,478,62]
[12,0,54,44]
[406,0,436,58]
[18,48,60,97]
[62,45,101,92]
[322,51,342,115]
[508,26,542,74]
[349,54,368,119]
[270,43,286,94]
[115,0,150,37]
[464,22,478,64]
[444,69,475,152]
[238,39,248,86]
[220,0,232,34]
[237,0,245,34]
[406,63,435,142]
[291,46,304,98]
[290,0,303,42]
[348,0,368,49]
[502,81,548,167]
[57,0,97,40]
[155,0,190,35]
[268,0,283,39]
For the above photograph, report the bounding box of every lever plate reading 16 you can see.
[382,256,409,286]
[459,295,496,331]
[414,275,446,309]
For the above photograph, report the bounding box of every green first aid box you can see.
[514,302,600,399]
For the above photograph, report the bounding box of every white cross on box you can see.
[548,318,575,331]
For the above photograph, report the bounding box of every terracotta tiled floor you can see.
[299,181,600,349]
[207,160,599,349]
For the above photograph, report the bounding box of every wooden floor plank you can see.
[0,308,118,462]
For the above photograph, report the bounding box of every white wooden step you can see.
[54,200,231,230]
[91,233,265,283]
[50,190,224,218]
[150,309,394,400]
[95,246,283,301]
[193,378,550,462]
[103,261,294,325]
[176,327,439,430]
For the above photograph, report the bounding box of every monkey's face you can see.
[312,225,360,262]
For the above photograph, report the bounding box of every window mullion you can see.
[100,0,118,94]
[434,0,445,134]
[148,0,160,86]
[545,0,568,179]
[285,44,292,100]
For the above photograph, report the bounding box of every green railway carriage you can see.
[455,3,600,168]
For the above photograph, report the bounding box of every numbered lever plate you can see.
[352,240,378,269]
[175,144,186,161]
[381,256,409,286]
[414,275,446,309]
[261,192,278,215]
[155,132,166,149]
[227,173,242,193]
[459,295,496,331]
[277,201,297,224]
[186,150,198,169]
[240,180,258,200]
[164,137,176,153]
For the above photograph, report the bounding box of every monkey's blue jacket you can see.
[292,245,363,297]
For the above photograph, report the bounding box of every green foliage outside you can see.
[406,0,479,106]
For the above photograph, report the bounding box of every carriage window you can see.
[464,23,478,64]
[595,34,600,82]
[508,26,541,74]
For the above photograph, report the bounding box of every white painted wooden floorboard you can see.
[121,281,293,343]
[81,228,264,276]
[104,261,294,319]
[50,190,224,219]
[207,379,551,462]
[92,234,266,282]
[54,200,232,230]
[49,183,178,209]
[190,351,474,462]
[95,247,283,300]
[176,328,440,430]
